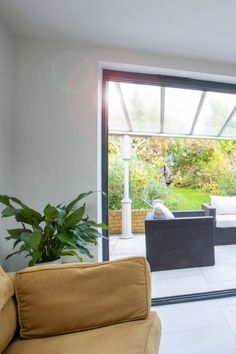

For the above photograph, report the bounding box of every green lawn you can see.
[168,188,210,211]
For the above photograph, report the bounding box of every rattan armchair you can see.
[145,211,215,271]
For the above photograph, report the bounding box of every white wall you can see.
[1,34,236,270]
[0,20,14,270]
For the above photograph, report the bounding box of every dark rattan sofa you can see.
[145,211,215,271]
[202,203,236,245]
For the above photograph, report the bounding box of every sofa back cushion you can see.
[15,257,151,339]
[0,267,17,352]
[211,195,236,215]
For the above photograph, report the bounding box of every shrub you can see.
[108,156,123,210]
[141,180,170,207]
[217,173,236,196]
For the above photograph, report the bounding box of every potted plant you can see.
[0,192,108,266]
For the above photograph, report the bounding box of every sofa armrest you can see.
[146,211,213,223]
[173,210,205,218]
[202,203,216,217]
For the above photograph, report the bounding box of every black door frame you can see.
[101,69,236,305]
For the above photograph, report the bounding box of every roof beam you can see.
[109,130,236,141]
[115,82,133,131]
[160,87,165,133]
[218,106,236,136]
[189,91,206,135]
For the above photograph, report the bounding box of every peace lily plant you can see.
[0,192,108,266]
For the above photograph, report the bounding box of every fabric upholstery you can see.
[0,266,14,311]
[15,257,151,338]
[0,299,17,353]
[216,214,236,228]
[0,267,17,353]
[0,298,17,353]
[211,195,236,215]
[153,203,174,219]
[4,312,161,354]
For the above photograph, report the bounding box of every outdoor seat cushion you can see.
[15,257,151,338]
[4,312,161,354]
[216,214,236,228]
[153,203,174,219]
[211,195,236,215]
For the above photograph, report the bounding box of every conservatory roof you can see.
[108,80,236,140]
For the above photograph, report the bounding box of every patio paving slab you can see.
[110,234,236,297]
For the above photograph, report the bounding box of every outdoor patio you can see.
[109,234,236,298]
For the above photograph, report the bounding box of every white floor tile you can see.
[221,304,236,337]
[226,245,236,257]
[152,300,226,333]
[152,267,201,280]
[215,246,236,264]
[152,275,210,298]
[209,280,236,291]
[200,264,236,283]
[216,296,236,307]
[159,325,236,354]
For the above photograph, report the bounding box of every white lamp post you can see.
[120,135,133,239]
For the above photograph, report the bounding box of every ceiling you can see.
[108,80,236,139]
[0,0,236,65]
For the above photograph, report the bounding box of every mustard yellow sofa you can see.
[0,257,161,354]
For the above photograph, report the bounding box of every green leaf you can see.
[83,228,102,239]
[17,243,30,254]
[56,233,73,244]
[13,239,22,249]
[0,195,11,207]
[76,245,93,257]
[86,221,109,230]
[66,191,93,213]
[16,208,43,226]
[61,250,83,262]
[9,197,29,208]
[30,250,42,266]
[0,195,29,209]
[96,223,109,230]
[1,206,19,217]
[20,230,42,251]
[7,228,28,238]
[44,224,55,238]
[44,204,57,220]
[65,205,85,228]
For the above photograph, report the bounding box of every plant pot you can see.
[60,256,79,264]
[35,259,61,266]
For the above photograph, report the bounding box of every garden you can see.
[109,136,236,211]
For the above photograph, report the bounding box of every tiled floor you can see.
[153,297,236,354]
[109,234,236,297]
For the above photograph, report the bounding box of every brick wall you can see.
[109,209,149,234]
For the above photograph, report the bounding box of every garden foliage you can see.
[109,136,236,210]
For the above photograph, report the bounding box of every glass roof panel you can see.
[221,110,236,137]
[108,82,129,132]
[120,82,161,132]
[164,88,202,134]
[194,92,236,136]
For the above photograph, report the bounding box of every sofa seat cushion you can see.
[4,312,161,354]
[216,214,236,228]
